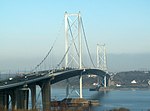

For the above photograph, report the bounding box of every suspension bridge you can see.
[0,12,110,111]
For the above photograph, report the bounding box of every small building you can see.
[148,80,150,85]
[131,80,137,84]
[116,84,121,87]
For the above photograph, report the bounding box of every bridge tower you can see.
[64,12,82,69]
[97,44,107,71]
[97,44,108,87]
[64,12,83,98]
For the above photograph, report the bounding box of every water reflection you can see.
[90,90,108,100]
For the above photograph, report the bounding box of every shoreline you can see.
[99,86,150,91]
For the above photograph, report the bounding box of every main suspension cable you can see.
[81,17,96,68]
[30,18,64,73]
[56,43,71,69]
[31,38,57,72]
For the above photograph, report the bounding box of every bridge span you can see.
[0,68,110,111]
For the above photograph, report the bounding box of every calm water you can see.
[93,89,150,111]
[30,87,150,111]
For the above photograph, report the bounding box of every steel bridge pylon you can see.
[97,44,107,71]
[97,44,108,87]
[64,12,82,69]
[64,12,83,98]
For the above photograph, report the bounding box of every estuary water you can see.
[33,87,150,111]
[92,89,150,111]
[29,88,150,111]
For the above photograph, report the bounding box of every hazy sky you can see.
[0,0,150,72]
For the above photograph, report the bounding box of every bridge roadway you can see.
[0,68,110,111]
[0,68,109,90]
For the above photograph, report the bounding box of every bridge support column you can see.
[17,88,29,110]
[107,77,111,87]
[97,76,100,86]
[41,81,51,111]
[3,92,9,110]
[22,88,29,109]
[66,79,70,98]
[104,76,106,88]
[0,91,5,110]
[79,74,83,98]
[10,89,17,111]
[30,85,36,110]
[0,91,9,110]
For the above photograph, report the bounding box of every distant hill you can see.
[53,75,99,88]
[112,71,150,87]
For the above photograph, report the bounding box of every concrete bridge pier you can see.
[9,88,29,111]
[0,91,9,110]
[103,75,111,87]
[79,74,83,98]
[104,76,107,88]
[30,84,36,110]
[40,80,51,111]
[3,92,9,110]
[18,88,29,109]
[107,77,111,87]
[66,79,70,98]
[10,89,17,111]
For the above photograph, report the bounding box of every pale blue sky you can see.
[0,0,150,72]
